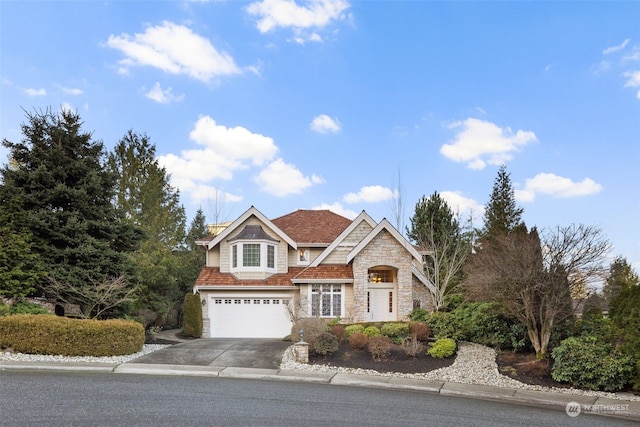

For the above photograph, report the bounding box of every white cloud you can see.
[312,202,358,219]
[57,85,83,95]
[106,21,241,82]
[145,82,185,103]
[158,116,281,203]
[24,88,46,96]
[310,114,341,133]
[440,118,537,170]
[623,70,640,99]
[254,158,322,196]
[246,0,350,43]
[515,173,603,202]
[343,185,396,204]
[440,191,485,227]
[189,115,278,165]
[603,39,631,55]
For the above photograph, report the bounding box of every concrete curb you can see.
[1,361,638,421]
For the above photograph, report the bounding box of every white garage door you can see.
[209,296,292,338]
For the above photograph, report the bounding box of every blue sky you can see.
[1,1,639,272]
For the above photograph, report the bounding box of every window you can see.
[243,243,260,267]
[368,269,394,283]
[267,245,275,268]
[310,284,342,317]
[232,245,237,268]
[230,242,277,272]
[298,248,310,265]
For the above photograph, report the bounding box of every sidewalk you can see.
[1,358,638,422]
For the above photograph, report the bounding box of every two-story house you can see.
[194,206,435,338]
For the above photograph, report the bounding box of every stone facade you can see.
[351,230,416,322]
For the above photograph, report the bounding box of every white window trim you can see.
[307,283,345,318]
[230,241,277,273]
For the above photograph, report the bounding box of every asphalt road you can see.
[0,371,634,426]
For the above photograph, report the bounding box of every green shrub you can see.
[363,325,381,338]
[292,317,329,352]
[182,292,203,338]
[0,303,10,317]
[408,307,429,322]
[10,300,50,315]
[0,314,144,356]
[348,332,368,349]
[428,338,457,359]
[344,324,365,338]
[380,322,410,344]
[368,335,393,361]
[423,302,527,351]
[314,332,339,355]
[551,336,634,392]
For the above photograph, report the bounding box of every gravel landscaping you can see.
[280,341,640,402]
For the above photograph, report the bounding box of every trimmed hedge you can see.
[0,314,144,356]
[182,292,203,338]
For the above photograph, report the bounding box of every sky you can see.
[1,1,639,274]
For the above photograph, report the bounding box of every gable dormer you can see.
[228,225,279,274]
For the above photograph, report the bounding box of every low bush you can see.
[363,325,381,338]
[368,335,393,361]
[0,314,144,356]
[380,322,410,344]
[344,324,365,338]
[348,332,368,349]
[408,307,429,322]
[0,303,10,317]
[330,324,345,342]
[401,334,425,357]
[9,300,50,315]
[314,332,339,355]
[551,336,634,392]
[428,338,457,359]
[181,292,203,338]
[292,317,329,352]
[409,321,430,342]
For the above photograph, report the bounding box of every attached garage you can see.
[206,292,293,338]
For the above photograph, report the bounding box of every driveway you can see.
[128,339,291,370]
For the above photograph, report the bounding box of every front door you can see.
[368,288,395,321]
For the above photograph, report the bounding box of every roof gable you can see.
[310,211,377,267]
[207,206,296,250]
[346,218,423,263]
[271,209,351,245]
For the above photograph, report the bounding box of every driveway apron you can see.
[128,339,291,369]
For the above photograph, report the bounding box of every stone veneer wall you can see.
[351,230,415,322]
[412,275,435,312]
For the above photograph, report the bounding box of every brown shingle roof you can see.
[293,264,354,281]
[271,209,351,244]
[195,267,306,287]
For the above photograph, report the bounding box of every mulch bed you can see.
[309,343,455,374]
[495,350,567,389]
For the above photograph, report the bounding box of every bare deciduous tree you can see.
[47,275,140,319]
[465,224,611,358]
[418,219,471,311]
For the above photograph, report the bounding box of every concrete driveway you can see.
[128,339,291,370]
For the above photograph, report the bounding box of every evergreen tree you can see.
[407,192,470,310]
[603,256,639,304]
[176,209,208,296]
[481,164,524,239]
[407,192,460,248]
[0,109,141,300]
[108,130,187,323]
